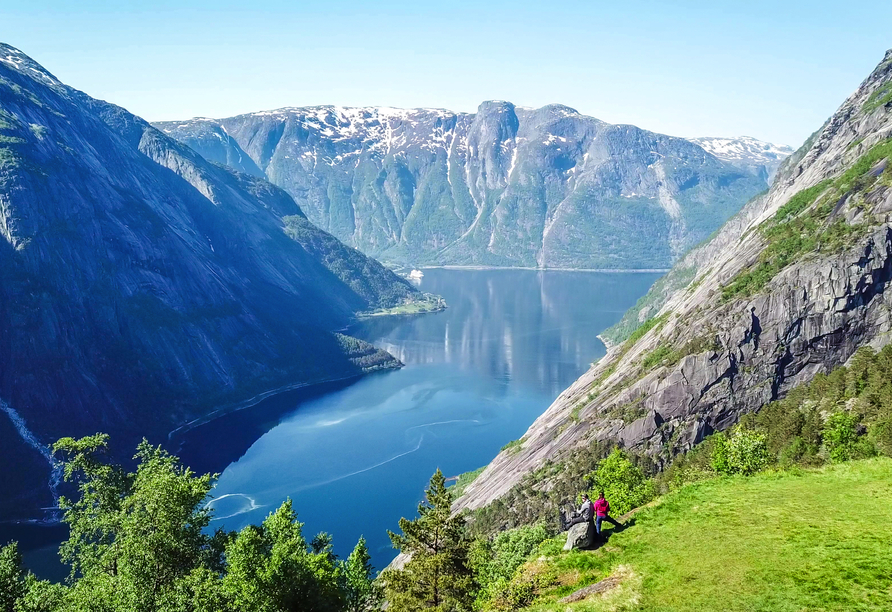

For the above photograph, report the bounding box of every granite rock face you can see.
[157,107,777,269]
[0,44,417,519]
[455,50,892,513]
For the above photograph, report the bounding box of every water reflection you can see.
[353,270,639,397]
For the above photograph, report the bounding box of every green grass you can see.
[502,438,526,454]
[450,466,486,499]
[521,459,892,611]
[626,314,669,346]
[640,345,672,370]
[357,293,446,318]
[863,81,892,114]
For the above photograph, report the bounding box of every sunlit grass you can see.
[526,458,892,611]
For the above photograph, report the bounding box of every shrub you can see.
[823,412,876,463]
[712,429,770,476]
[872,417,892,457]
[470,523,550,607]
[587,449,655,515]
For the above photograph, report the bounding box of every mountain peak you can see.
[0,42,62,88]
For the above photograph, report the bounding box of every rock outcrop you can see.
[456,50,892,513]
[157,108,778,269]
[0,44,419,519]
[563,521,596,551]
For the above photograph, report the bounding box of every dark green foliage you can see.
[335,333,402,372]
[755,345,892,465]
[282,215,415,310]
[339,537,382,612]
[223,502,343,612]
[824,412,860,462]
[586,449,655,515]
[469,524,550,609]
[3,435,366,612]
[0,542,26,612]
[382,470,476,612]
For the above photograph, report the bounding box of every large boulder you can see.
[563,520,595,551]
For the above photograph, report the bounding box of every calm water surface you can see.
[176,269,661,569]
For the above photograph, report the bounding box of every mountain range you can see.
[156,107,787,269]
[0,44,424,518]
[456,50,892,518]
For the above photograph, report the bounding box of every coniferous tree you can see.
[339,537,382,612]
[382,469,476,612]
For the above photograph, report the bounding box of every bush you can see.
[485,563,554,612]
[872,417,892,457]
[712,429,770,476]
[587,449,655,515]
[823,412,876,462]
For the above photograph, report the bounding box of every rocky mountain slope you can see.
[456,49,892,514]
[156,108,778,269]
[0,44,421,519]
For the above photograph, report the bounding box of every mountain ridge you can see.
[156,104,782,269]
[0,43,421,519]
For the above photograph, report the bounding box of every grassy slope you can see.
[526,459,892,611]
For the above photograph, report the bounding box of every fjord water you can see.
[176,268,661,569]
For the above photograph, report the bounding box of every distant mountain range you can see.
[688,136,793,179]
[0,44,421,518]
[157,107,788,269]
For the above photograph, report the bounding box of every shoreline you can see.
[168,300,457,440]
[596,333,616,351]
[166,372,368,441]
[167,303,448,440]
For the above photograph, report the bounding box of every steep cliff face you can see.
[157,107,777,269]
[456,50,892,513]
[0,44,417,519]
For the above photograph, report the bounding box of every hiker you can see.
[594,491,622,534]
[560,493,594,531]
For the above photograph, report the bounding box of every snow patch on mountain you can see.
[689,136,793,165]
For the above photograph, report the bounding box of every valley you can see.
[2,15,892,610]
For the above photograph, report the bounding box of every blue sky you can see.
[2,0,890,146]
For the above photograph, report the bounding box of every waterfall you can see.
[0,399,62,521]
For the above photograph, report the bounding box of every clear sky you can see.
[2,0,890,147]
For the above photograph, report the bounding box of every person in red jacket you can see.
[594,491,622,534]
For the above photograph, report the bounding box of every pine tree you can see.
[382,469,476,612]
[339,537,382,612]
